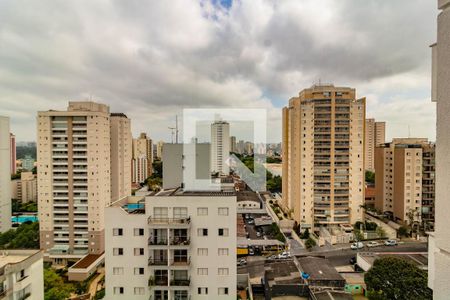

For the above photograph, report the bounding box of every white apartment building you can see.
[105,190,237,300]
[210,121,230,175]
[132,133,153,184]
[37,101,131,263]
[428,1,450,298]
[0,250,44,300]
[0,116,11,233]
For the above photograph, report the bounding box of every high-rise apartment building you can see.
[237,140,244,154]
[132,133,153,184]
[230,136,237,153]
[105,190,237,300]
[11,171,38,203]
[282,85,365,229]
[0,116,12,232]
[422,143,435,228]
[10,133,16,175]
[428,1,450,297]
[374,138,434,224]
[210,121,230,175]
[365,118,385,172]
[156,140,164,160]
[37,101,131,263]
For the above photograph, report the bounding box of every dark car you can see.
[349,257,356,265]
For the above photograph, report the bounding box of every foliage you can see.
[364,257,432,300]
[300,228,310,240]
[44,268,75,300]
[376,226,386,238]
[152,160,163,178]
[12,199,38,212]
[398,226,409,237]
[0,221,39,249]
[93,289,105,300]
[354,221,377,231]
[266,156,282,163]
[16,145,37,160]
[11,172,21,180]
[365,170,375,184]
[270,223,286,243]
[305,237,316,250]
[354,229,364,241]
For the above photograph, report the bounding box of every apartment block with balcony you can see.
[364,118,385,172]
[37,101,131,264]
[0,250,44,300]
[0,116,12,233]
[282,85,365,230]
[132,132,153,185]
[105,189,237,300]
[374,138,435,225]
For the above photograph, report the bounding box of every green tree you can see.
[364,257,432,300]
[398,226,409,237]
[365,170,375,184]
[300,228,310,240]
[0,222,39,249]
[305,237,316,250]
[44,268,74,300]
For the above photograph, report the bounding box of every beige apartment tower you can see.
[282,85,365,229]
[131,132,153,184]
[37,101,131,262]
[374,138,434,224]
[365,118,385,171]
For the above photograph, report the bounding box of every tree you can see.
[0,222,39,249]
[300,228,310,240]
[305,237,316,250]
[365,170,375,184]
[398,226,409,237]
[364,257,432,300]
[44,268,74,300]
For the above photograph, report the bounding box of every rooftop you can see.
[0,249,42,270]
[155,187,235,197]
[237,191,261,203]
[298,257,345,282]
[71,253,104,269]
[265,260,303,285]
[311,290,353,300]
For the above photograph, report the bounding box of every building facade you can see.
[0,250,44,300]
[105,191,237,300]
[428,1,450,297]
[364,118,385,172]
[37,101,131,263]
[132,133,153,185]
[230,136,237,153]
[11,172,38,203]
[282,85,365,229]
[10,133,16,175]
[0,116,12,232]
[210,121,230,175]
[374,138,434,224]
[156,141,164,160]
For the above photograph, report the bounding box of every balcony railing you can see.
[171,257,190,266]
[148,277,169,286]
[148,237,168,245]
[148,258,168,266]
[147,217,191,225]
[170,237,190,246]
[170,278,191,286]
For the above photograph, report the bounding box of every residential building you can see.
[422,143,435,229]
[105,190,237,300]
[237,140,245,155]
[230,136,237,153]
[21,155,35,171]
[37,101,131,263]
[282,85,365,229]
[162,143,210,190]
[374,138,434,223]
[132,133,153,184]
[244,142,253,155]
[0,116,11,232]
[156,141,164,160]
[365,118,385,172]
[11,172,38,203]
[0,249,44,300]
[428,1,450,297]
[210,121,230,175]
[10,133,16,175]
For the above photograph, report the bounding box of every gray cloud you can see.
[0,0,436,142]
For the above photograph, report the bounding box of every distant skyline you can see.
[0,0,437,143]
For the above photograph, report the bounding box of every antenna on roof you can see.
[168,115,179,144]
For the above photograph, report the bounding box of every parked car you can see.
[349,257,357,265]
[267,255,277,261]
[237,259,247,266]
[278,251,291,259]
[249,248,255,256]
[256,231,262,237]
[367,241,380,248]
[350,242,364,250]
[384,239,398,246]
[247,219,255,225]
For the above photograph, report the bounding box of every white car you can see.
[384,239,398,246]
[367,241,380,248]
[350,242,364,250]
[237,259,247,266]
[278,251,291,259]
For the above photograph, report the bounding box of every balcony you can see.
[148,277,169,287]
[170,237,190,246]
[171,257,190,266]
[148,258,169,266]
[148,237,168,246]
[148,217,191,228]
[170,278,190,286]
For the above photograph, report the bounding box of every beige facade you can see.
[364,118,385,171]
[210,121,230,175]
[282,85,365,229]
[132,132,153,184]
[156,140,164,160]
[428,2,450,297]
[11,172,37,203]
[0,116,11,232]
[374,138,434,224]
[37,101,131,261]
[111,114,132,201]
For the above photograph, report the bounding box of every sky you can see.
[0,0,437,143]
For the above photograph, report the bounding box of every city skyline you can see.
[0,1,437,143]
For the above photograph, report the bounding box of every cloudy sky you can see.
[0,0,437,143]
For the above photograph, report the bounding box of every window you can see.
[197,207,208,216]
[113,267,124,275]
[218,287,229,295]
[197,248,208,256]
[197,268,208,275]
[173,207,188,218]
[218,248,229,256]
[113,228,123,236]
[134,287,145,295]
[198,287,208,295]
[134,228,144,236]
[218,228,229,237]
[218,207,229,216]
[134,267,144,275]
[198,228,208,236]
[113,248,123,256]
[113,287,124,294]
[218,268,229,275]
[134,248,144,256]
[154,207,168,219]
